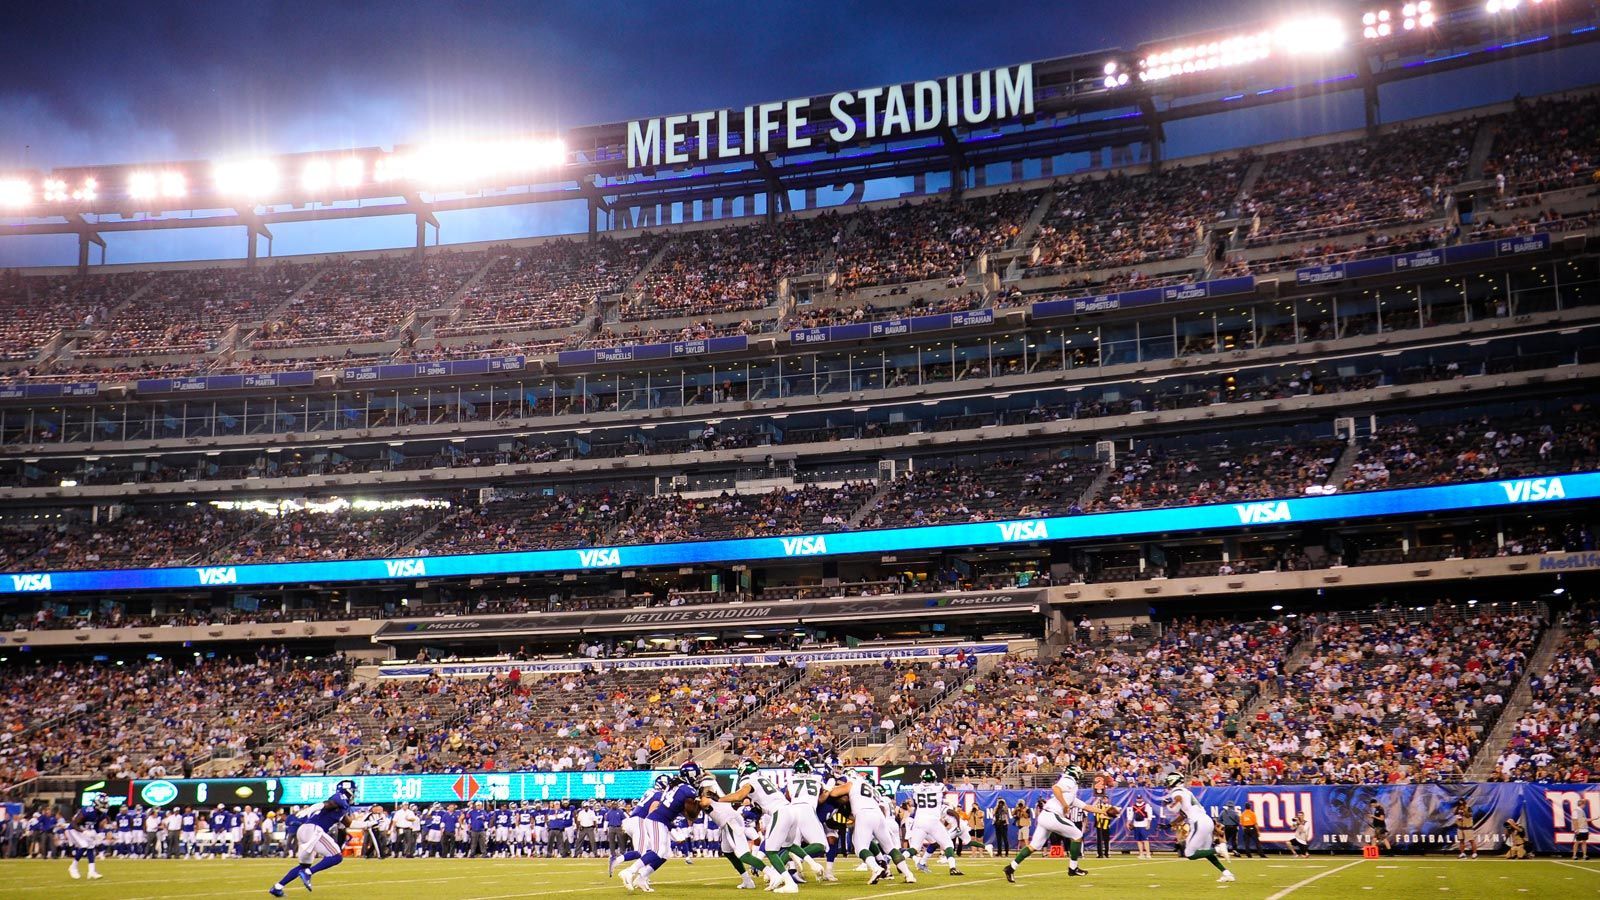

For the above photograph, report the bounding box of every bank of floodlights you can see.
[1137,16,1347,83]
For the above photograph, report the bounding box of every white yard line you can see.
[1552,860,1599,875]
[1263,859,1368,900]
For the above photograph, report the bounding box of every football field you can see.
[2,855,1597,899]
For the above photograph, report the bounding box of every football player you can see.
[269,779,359,896]
[67,791,109,880]
[1163,774,1234,883]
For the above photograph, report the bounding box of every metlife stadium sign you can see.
[3,474,1593,596]
[625,64,1034,168]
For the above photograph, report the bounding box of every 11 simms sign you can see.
[626,64,1035,169]
[376,589,1044,639]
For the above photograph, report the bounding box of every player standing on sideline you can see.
[906,770,965,876]
[1161,774,1234,883]
[1004,764,1101,881]
[1128,796,1154,859]
[826,770,918,885]
[1454,799,1478,859]
[620,763,705,893]
[1572,804,1590,860]
[268,779,358,897]
[66,791,109,880]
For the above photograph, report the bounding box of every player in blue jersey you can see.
[67,792,109,880]
[268,779,357,896]
[610,774,669,877]
[619,764,705,893]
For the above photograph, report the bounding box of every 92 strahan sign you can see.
[626,64,1034,169]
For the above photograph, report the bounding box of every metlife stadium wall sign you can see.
[3,473,1593,596]
[625,64,1034,168]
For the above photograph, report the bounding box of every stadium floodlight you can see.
[301,158,334,192]
[379,137,566,190]
[70,177,97,202]
[0,178,30,208]
[1137,17,1343,83]
[1101,61,1131,88]
[131,169,188,200]
[214,158,280,199]
[1275,15,1347,55]
[41,178,68,203]
[335,156,364,189]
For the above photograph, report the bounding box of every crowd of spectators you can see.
[2,506,259,572]
[1484,94,1600,198]
[253,252,483,349]
[1091,438,1345,511]
[833,192,1035,291]
[1215,608,1542,784]
[0,649,350,787]
[623,217,839,321]
[859,456,1104,528]
[918,619,1296,784]
[1026,163,1244,276]
[442,239,658,337]
[1494,603,1599,783]
[73,263,313,358]
[611,483,875,544]
[1342,409,1600,491]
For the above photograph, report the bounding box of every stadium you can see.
[1,0,1599,897]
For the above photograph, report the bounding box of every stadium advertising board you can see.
[789,308,995,345]
[373,644,1010,675]
[136,371,315,393]
[557,335,747,367]
[626,64,1033,169]
[341,355,524,384]
[4,472,1594,595]
[1030,276,1255,319]
[1293,232,1552,287]
[376,594,1037,639]
[0,382,98,399]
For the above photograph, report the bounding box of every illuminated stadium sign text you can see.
[626,64,1034,168]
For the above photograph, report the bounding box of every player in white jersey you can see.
[763,759,828,888]
[905,770,965,875]
[1004,765,1105,881]
[714,760,795,893]
[824,772,918,885]
[1163,774,1234,883]
[699,775,776,890]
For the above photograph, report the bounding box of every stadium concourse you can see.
[7,4,1600,898]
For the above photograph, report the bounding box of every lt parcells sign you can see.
[626,64,1035,169]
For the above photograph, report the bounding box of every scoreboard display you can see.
[76,765,923,809]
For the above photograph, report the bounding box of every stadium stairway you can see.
[843,478,902,530]
[689,666,806,769]
[856,652,1004,766]
[1322,437,1362,489]
[1467,118,1501,182]
[238,267,331,348]
[1465,619,1568,779]
[419,252,502,334]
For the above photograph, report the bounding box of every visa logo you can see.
[384,559,427,578]
[781,536,828,556]
[1235,501,1292,524]
[577,548,621,568]
[998,520,1049,541]
[1502,477,1565,503]
[10,573,51,591]
[195,567,238,586]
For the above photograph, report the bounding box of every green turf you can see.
[1,855,1596,898]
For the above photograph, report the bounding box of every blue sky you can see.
[1,1,1596,266]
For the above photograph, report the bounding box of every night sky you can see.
[1,0,1594,265]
